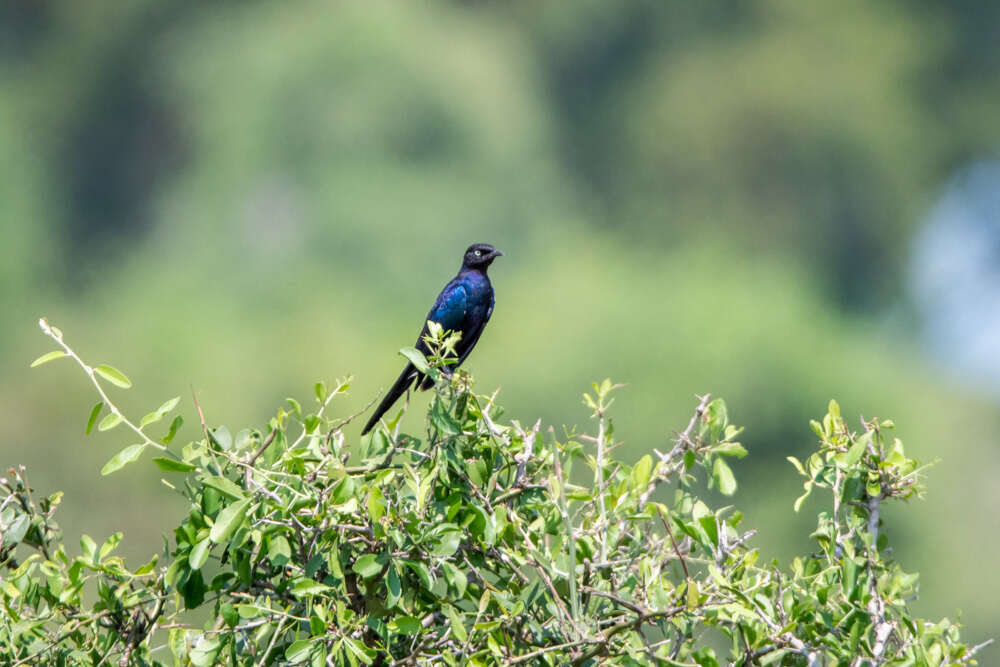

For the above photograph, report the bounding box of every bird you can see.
[361,243,503,436]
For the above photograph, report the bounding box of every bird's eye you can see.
[474,250,482,256]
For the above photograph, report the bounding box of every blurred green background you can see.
[3,0,999,653]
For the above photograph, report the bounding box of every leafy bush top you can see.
[0,320,989,665]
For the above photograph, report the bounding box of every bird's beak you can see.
[492,249,504,258]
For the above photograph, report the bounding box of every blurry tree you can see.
[4,0,1000,306]
[509,0,1000,309]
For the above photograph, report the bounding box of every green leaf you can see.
[399,347,430,373]
[712,458,737,496]
[304,415,321,433]
[189,538,211,570]
[793,481,813,513]
[686,579,699,609]
[432,527,462,557]
[285,640,312,663]
[236,604,260,619]
[99,532,122,559]
[211,426,232,450]
[201,476,246,501]
[188,635,220,666]
[135,554,158,575]
[292,579,331,597]
[341,638,375,665]
[80,534,97,561]
[31,350,66,367]
[94,364,132,388]
[429,399,461,436]
[220,602,238,627]
[367,487,386,523]
[389,616,421,635]
[443,605,467,642]
[403,560,432,590]
[442,561,468,598]
[169,628,191,663]
[331,476,355,505]
[98,412,123,432]
[706,399,728,438]
[478,589,491,614]
[698,514,719,548]
[352,554,383,579]
[139,412,162,428]
[162,415,184,444]
[268,536,291,567]
[2,515,28,548]
[631,454,653,490]
[233,428,252,451]
[209,498,252,543]
[845,433,870,466]
[386,566,402,608]
[786,456,806,476]
[85,402,103,435]
[152,457,197,473]
[715,441,748,458]
[101,444,147,475]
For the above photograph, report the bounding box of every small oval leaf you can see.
[211,426,232,450]
[399,347,429,373]
[389,616,421,635]
[152,457,197,473]
[712,458,737,496]
[292,579,331,597]
[98,413,123,432]
[157,396,181,414]
[285,640,312,663]
[352,554,383,579]
[201,476,245,501]
[189,538,211,570]
[162,415,184,444]
[101,444,147,475]
[209,498,252,544]
[85,402,103,435]
[31,350,66,367]
[94,364,132,388]
[140,411,164,428]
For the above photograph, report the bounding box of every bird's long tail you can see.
[361,363,423,435]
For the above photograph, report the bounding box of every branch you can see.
[638,393,711,511]
[243,428,278,486]
[37,318,169,454]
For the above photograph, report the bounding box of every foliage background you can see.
[2,0,999,655]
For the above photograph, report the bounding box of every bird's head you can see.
[462,243,503,270]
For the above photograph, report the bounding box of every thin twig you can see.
[37,318,169,454]
[244,429,278,486]
[657,506,690,580]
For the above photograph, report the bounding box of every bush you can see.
[0,319,989,665]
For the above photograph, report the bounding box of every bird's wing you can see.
[428,282,469,331]
[455,291,494,366]
[418,281,468,348]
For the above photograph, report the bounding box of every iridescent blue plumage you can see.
[361,243,502,435]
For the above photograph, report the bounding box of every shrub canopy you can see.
[0,321,987,665]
